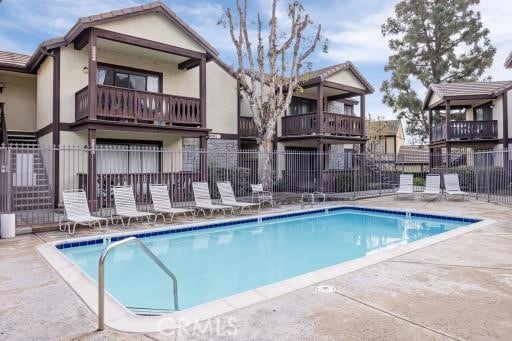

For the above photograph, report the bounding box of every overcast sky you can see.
[1,0,511,121]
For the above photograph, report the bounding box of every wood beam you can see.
[178,58,200,70]
[317,83,324,134]
[87,129,97,211]
[503,93,509,149]
[323,81,367,95]
[428,109,433,144]
[199,55,206,128]
[445,100,451,140]
[94,28,204,59]
[88,29,97,120]
[74,29,90,50]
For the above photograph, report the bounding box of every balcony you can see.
[281,112,363,137]
[75,85,202,127]
[239,116,258,137]
[431,120,498,143]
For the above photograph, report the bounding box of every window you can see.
[97,65,161,93]
[96,143,160,174]
[288,97,316,116]
[473,103,493,121]
[344,104,354,115]
[474,149,494,167]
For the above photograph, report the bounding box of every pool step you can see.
[127,306,175,316]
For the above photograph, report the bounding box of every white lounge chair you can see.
[443,173,468,200]
[217,181,260,214]
[150,184,195,223]
[396,174,414,199]
[250,184,274,207]
[112,185,156,227]
[60,189,108,235]
[421,174,441,200]
[192,182,233,217]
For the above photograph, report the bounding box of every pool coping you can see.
[36,204,494,333]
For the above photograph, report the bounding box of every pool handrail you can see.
[97,236,179,331]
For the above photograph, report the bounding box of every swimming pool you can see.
[56,206,478,315]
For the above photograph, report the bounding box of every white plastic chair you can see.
[150,184,194,223]
[112,185,155,227]
[60,190,108,235]
[396,174,414,199]
[250,184,274,207]
[217,181,259,214]
[421,174,441,200]
[443,173,468,200]
[192,182,233,217]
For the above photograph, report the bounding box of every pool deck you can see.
[1,196,512,340]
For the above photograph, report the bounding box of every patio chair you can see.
[192,182,233,217]
[60,189,108,235]
[443,174,468,201]
[250,184,274,208]
[396,174,414,199]
[421,174,441,200]
[149,184,195,223]
[112,185,156,227]
[217,181,260,214]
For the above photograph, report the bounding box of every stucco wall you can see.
[95,13,206,53]
[325,69,366,90]
[206,62,237,134]
[36,57,54,130]
[0,71,37,132]
[60,46,88,124]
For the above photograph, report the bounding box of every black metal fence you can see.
[0,145,511,227]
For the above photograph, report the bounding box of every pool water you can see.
[59,208,471,312]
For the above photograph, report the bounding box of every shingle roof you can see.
[367,119,400,136]
[65,1,218,57]
[301,61,374,93]
[0,51,31,68]
[430,81,512,99]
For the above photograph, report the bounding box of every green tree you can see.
[381,0,495,142]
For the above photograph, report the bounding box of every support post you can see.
[317,139,325,192]
[88,29,97,120]
[428,109,433,172]
[445,101,451,167]
[199,55,206,128]
[360,94,366,152]
[317,83,324,134]
[52,48,61,207]
[87,129,97,211]
[199,135,207,181]
[502,93,509,171]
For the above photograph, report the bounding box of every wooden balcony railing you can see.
[75,85,202,127]
[282,112,363,136]
[430,120,498,143]
[239,116,258,137]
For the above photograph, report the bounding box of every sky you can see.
[1,0,512,123]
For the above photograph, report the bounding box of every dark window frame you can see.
[473,101,494,121]
[97,62,163,93]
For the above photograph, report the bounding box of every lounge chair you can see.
[60,189,108,235]
[149,184,195,223]
[217,181,260,214]
[192,182,233,217]
[396,174,414,199]
[443,174,468,200]
[112,185,156,227]
[421,174,441,200]
[250,184,274,207]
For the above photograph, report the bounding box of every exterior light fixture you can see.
[82,66,89,74]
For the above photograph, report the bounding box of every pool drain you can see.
[315,284,336,293]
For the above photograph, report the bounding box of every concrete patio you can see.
[1,196,511,340]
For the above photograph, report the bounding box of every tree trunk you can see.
[258,137,273,189]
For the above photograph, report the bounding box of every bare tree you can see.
[224,0,323,188]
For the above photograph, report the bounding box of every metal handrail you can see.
[97,236,179,331]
